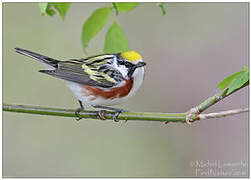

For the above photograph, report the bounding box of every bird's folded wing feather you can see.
[39,60,124,88]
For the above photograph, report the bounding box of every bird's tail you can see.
[15,48,59,68]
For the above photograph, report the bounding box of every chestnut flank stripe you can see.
[82,79,133,100]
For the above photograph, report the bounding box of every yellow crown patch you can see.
[120,51,142,62]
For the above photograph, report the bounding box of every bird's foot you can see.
[75,107,84,121]
[75,100,85,121]
[97,110,106,120]
[112,109,128,122]
[92,105,128,122]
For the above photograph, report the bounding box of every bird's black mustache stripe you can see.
[127,62,146,77]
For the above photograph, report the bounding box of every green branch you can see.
[3,103,186,122]
[3,84,248,123]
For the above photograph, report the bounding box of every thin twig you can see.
[198,108,249,120]
[186,84,248,123]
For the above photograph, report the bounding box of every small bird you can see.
[15,48,146,121]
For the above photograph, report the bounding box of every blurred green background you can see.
[3,2,248,177]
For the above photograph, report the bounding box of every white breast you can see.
[125,67,145,100]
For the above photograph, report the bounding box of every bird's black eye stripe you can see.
[125,62,132,67]
[125,61,134,68]
[117,59,134,68]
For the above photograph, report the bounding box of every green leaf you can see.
[104,21,129,53]
[82,7,112,50]
[113,3,139,13]
[38,3,70,19]
[227,70,249,95]
[46,4,56,16]
[51,3,71,20]
[157,3,167,15]
[38,3,48,15]
[217,70,245,90]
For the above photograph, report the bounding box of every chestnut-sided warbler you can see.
[15,48,146,121]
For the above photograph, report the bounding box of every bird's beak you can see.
[136,61,146,68]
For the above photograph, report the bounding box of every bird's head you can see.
[118,51,146,78]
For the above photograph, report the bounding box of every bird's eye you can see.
[124,61,133,68]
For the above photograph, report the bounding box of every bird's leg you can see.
[75,100,84,121]
[92,105,128,122]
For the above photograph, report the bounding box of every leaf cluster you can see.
[38,3,249,93]
[38,3,70,20]
[38,2,166,54]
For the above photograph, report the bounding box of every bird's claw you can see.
[75,107,84,121]
[97,110,121,122]
[97,110,106,120]
[75,100,85,121]
[92,105,128,122]
[113,111,121,122]
[113,109,128,122]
